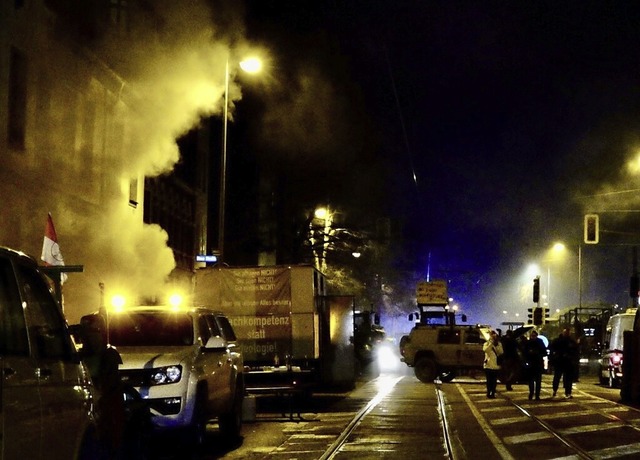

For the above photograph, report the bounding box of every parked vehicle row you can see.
[0,246,245,459]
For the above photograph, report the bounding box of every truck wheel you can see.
[415,357,437,383]
[599,370,608,386]
[219,384,243,439]
[188,387,209,449]
[439,371,456,383]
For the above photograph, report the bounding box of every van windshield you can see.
[610,315,635,350]
[108,313,193,347]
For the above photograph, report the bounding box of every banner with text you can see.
[220,267,292,362]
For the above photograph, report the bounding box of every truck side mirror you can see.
[204,336,227,350]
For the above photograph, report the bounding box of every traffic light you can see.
[527,308,534,324]
[533,277,540,303]
[533,307,543,326]
[584,214,599,244]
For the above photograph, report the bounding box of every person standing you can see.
[500,329,520,391]
[483,330,504,399]
[549,328,579,398]
[523,330,547,400]
[80,314,126,459]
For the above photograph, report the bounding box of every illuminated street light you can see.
[526,263,540,279]
[218,57,263,263]
[239,57,263,74]
[311,206,333,272]
[544,241,583,310]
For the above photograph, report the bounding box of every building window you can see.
[129,178,138,208]
[8,47,27,150]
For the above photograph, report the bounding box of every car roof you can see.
[116,305,225,315]
[0,246,38,265]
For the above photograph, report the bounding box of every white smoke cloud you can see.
[0,1,251,322]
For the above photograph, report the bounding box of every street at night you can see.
[187,369,637,460]
[5,1,640,459]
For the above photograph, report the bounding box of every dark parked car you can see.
[0,246,98,459]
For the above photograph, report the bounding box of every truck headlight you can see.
[151,365,182,385]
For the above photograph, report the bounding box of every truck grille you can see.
[120,369,153,386]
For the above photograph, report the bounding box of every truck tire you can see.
[599,370,608,386]
[438,370,456,383]
[219,382,243,439]
[415,357,437,383]
[188,386,209,449]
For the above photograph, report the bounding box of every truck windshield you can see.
[108,312,193,346]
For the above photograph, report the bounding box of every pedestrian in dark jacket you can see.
[523,330,547,400]
[500,330,520,391]
[549,328,579,398]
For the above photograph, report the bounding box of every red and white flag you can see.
[41,213,67,282]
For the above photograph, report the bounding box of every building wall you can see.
[0,0,210,321]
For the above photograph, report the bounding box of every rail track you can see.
[319,376,640,460]
[459,380,640,460]
[207,373,640,459]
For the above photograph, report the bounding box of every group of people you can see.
[483,327,579,400]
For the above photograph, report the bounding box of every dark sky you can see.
[239,1,640,325]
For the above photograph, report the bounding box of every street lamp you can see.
[312,206,333,272]
[544,241,583,310]
[544,242,568,310]
[217,56,263,263]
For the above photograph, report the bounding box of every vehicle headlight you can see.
[151,365,182,385]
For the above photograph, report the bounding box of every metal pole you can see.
[547,265,551,311]
[218,59,229,263]
[578,244,582,308]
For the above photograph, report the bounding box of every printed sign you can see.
[416,279,448,305]
[219,267,292,361]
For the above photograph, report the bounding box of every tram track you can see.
[220,373,640,459]
[461,380,640,460]
[318,376,404,460]
[510,400,593,459]
[436,383,457,460]
[319,376,460,460]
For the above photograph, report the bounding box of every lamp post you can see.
[545,242,583,311]
[312,206,333,272]
[217,57,262,263]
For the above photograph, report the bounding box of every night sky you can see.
[234,1,640,325]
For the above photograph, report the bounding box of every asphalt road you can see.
[151,365,628,459]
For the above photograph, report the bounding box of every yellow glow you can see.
[239,57,263,74]
[314,207,328,219]
[627,153,640,174]
[168,293,183,308]
[526,263,540,278]
[546,241,568,263]
[110,294,126,312]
